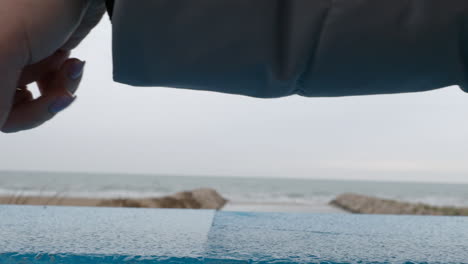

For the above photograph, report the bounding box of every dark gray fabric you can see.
[111,0,468,98]
[105,0,114,19]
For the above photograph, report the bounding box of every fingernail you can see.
[68,60,86,80]
[48,96,77,114]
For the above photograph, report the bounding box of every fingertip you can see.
[39,58,85,96]
[62,59,85,95]
[68,59,86,80]
[48,95,77,114]
[3,93,78,133]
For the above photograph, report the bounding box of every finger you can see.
[13,87,34,105]
[18,50,70,87]
[1,59,85,133]
[38,59,85,96]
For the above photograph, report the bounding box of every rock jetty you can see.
[330,193,468,216]
[0,188,228,210]
[99,188,227,209]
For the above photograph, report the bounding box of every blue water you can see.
[1,205,467,264]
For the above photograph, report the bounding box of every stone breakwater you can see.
[0,188,228,210]
[330,193,468,216]
[99,188,227,209]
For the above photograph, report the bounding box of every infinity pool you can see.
[0,205,467,263]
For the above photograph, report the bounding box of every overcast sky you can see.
[0,19,467,183]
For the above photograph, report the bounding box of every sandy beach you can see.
[0,195,119,207]
[223,201,346,213]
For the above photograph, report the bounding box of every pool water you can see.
[0,205,467,263]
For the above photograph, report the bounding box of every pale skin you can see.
[0,0,105,133]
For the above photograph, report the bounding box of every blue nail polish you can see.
[49,96,76,114]
[69,61,86,80]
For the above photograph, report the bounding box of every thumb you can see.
[1,59,85,133]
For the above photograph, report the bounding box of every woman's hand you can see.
[0,0,106,133]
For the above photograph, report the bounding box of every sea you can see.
[0,170,467,213]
